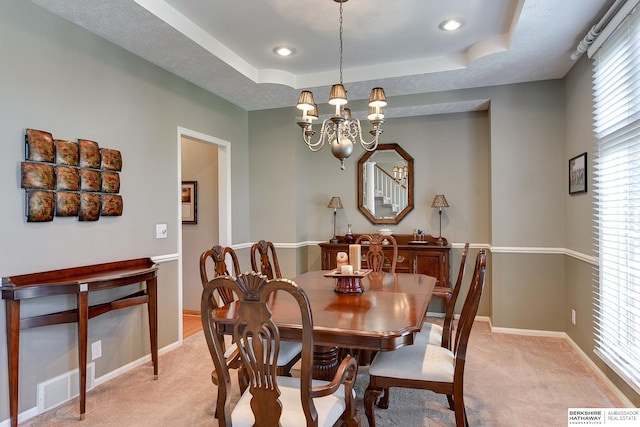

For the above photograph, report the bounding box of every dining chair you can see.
[199,246,302,400]
[201,272,361,426]
[364,249,487,427]
[250,239,282,279]
[424,242,470,350]
[374,243,471,409]
[355,233,397,272]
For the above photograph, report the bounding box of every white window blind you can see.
[593,6,640,393]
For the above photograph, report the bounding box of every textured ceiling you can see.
[29,0,614,115]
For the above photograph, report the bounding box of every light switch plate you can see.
[156,224,167,239]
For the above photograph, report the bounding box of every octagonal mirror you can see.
[357,143,414,224]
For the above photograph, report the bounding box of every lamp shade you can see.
[367,106,384,121]
[368,87,387,107]
[431,194,449,208]
[328,84,348,106]
[296,90,315,111]
[327,196,343,209]
[308,103,319,120]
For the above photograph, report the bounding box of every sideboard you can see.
[319,234,451,290]
[1,258,158,427]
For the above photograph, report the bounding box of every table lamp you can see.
[431,194,449,246]
[327,196,343,243]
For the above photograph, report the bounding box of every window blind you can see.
[593,6,640,393]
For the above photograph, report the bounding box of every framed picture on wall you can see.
[181,181,197,224]
[569,152,587,194]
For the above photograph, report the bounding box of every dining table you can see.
[214,269,437,380]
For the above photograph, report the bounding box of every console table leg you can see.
[147,277,158,379]
[5,300,20,427]
[77,288,88,420]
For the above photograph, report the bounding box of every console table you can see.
[1,258,159,427]
[319,233,450,290]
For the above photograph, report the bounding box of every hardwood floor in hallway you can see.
[183,312,202,338]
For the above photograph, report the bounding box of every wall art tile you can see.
[55,192,80,217]
[26,190,55,222]
[100,148,122,171]
[55,166,80,191]
[79,193,101,221]
[21,162,55,190]
[25,129,55,162]
[101,171,120,193]
[79,139,101,168]
[55,139,79,166]
[101,194,123,216]
[80,168,101,192]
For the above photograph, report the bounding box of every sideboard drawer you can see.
[395,249,412,272]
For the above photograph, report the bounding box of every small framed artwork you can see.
[569,152,587,194]
[181,181,197,224]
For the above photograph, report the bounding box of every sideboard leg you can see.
[77,288,89,420]
[6,300,20,427]
[147,277,159,379]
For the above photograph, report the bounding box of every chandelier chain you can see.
[339,1,343,85]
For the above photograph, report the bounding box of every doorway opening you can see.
[177,127,231,340]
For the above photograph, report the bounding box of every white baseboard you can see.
[564,336,635,408]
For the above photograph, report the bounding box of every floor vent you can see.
[37,363,95,414]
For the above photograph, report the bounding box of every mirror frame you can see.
[357,143,414,224]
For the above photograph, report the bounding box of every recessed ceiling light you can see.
[439,19,464,32]
[273,46,296,57]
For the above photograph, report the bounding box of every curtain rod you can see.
[571,0,630,60]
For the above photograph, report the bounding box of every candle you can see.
[349,244,361,272]
[341,265,353,275]
[336,251,349,269]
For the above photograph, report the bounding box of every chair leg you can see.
[377,387,390,409]
[453,390,467,427]
[364,385,382,427]
[447,394,454,410]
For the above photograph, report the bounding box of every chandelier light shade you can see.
[296,0,387,170]
[431,194,449,245]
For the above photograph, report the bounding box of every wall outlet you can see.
[155,224,167,239]
[571,309,576,326]
[91,340,102,360]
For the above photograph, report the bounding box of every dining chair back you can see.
[250,240,282,279]
[431,242,470,350]
[364,249,487,427]
[201,272,360,426]
[199,245,241,307]
[355,234,397,272]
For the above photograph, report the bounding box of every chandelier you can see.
[296,0,387,170]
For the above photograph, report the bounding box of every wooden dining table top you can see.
[214,270,437,352]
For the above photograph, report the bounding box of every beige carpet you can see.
[21,320,626,426]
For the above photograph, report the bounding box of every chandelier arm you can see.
[348,118,380,151]
[302,118,335,151]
